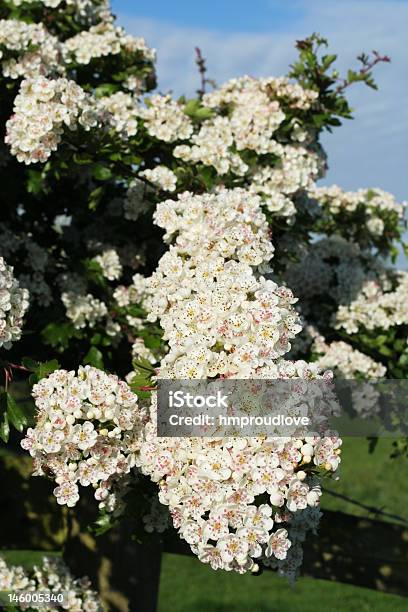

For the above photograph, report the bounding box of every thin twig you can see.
[3,367,11,392]
[8,363,30,372]
[324,487,408,526]
[195,47,207,97]
[195,47,216,98]
[335,51,391,93]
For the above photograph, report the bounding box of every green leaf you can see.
[184,99,213,121]
[194,107,214,120]
[90,333,102,346]
[0,413,10,443]
[94,83,120,98]
[184,99,200,116]
[378,345,393,357]
[134,357,155,374]
[84,347,104,369]
[27,169,46,195]
[129,359,156,399]
[88,186,104,211]
[92,164,112,181]
[73,152,94,165]
[6,393,27,432]
[198,165,215,190]
[42,322,81,350]
[398,353,408,367]
[22,357,60,381]
[122,154,142,166]
[36,360,60,380]
[83,258,107,288]
[90,511,116,536]
[0,394,10,443]
[22,357,39,371]
[321,54,337,69]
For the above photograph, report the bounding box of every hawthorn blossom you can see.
[21,366,145,510]
[0,256,29,349]
[0,555,102,611]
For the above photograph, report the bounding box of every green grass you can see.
[0,550,60,568]
[320,438,408,521]
[158,438,408,612]
[158,554,407,612]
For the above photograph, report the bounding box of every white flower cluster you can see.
[143,189,306,379]
[204,76,318,113]
[61,292,107,329]
[173,76,321,184]
[0,256,29,349]
[113,273,146,308]
[8,0,110,22]
[349,383,382,419]
[248,168,296,218]
[139,166,177,192]
[0,556,30,592]
[174,115,249,176]
[61,22,155,65]
[201,77,285,153]
[0,4,155,81]
[5,77,99,164]
[138,390,341,575]
[0,19,60,79]
[202,76,317,154]
[139,95,193,142]
[335,271,408,334]
[0,555,101,611]
[249,145,323,198]
[0,225,52,306]
[263,505,322,582]
[131,337,157,365]
[154,188,274,264]
[123,178,150,220]
[309,185,406,237]
[96,91,139,138]
[311,331,386,378]
[136,187,341,576]
[21,366,145,510]
[60,267,148,345]
[93,248,122,281]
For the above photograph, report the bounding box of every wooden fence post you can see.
[63,512,163,612]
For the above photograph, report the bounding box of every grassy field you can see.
[158,438,408,612]
[158,553,407,612]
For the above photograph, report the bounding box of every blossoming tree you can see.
[0,0,406,609]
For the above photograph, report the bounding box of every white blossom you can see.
[21,366,145,511]
[0,256,29,349]
[0,555,102,611]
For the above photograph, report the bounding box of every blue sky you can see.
[112,1,407,229]
[112,0,307,33]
